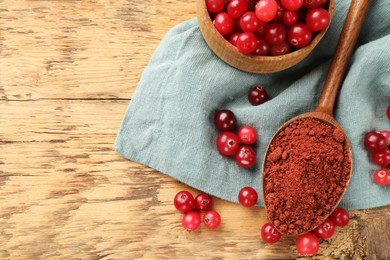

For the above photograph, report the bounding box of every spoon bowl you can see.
[262,0,372,236]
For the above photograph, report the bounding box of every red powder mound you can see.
[263,117,351,236]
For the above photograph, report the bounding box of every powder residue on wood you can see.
[263,117,351,235]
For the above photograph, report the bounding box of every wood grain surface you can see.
[0,0,389,259]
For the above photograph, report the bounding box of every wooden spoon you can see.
[262,0,372,236]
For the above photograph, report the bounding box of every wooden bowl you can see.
[196,0,335,73]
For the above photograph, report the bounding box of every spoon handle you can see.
[315,0,372,115]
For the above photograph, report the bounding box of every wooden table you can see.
[1,1,389,259]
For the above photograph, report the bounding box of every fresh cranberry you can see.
[214,12,234,36]
[261,222,281,243]
[253,20,268,36]
[265,23,287,45]
[214,109,236,131]
[182,211,201,231]
[206,0,225,13]
[229,32,241,46]
[273,3,285,21]
[252,37,271,56]
[330,207,349,227]
[387,105,390,120]
[255,0,278,22]
[238,126,257,144]
[174,191,195,213]
[270,41,290,55]
[379,130,390,146]
[364,131,386,151]
[288,23,312,48]
[203,210,221,229]
[216,132,240,156]
[236,32,258,53]
[281,0,304,11]
[372,148,390,167]
[373,168,390,186]
[227,0,248,19]
[248,86,269,105]
[238,186,258,207]
[313,218,335,239]
[296,233,319,256]
[239,12,260,32]
[306,8,330,31]
[195,193,212,211]
[282,10,298,26]
[235,145,256,168]
[303,0,325,9]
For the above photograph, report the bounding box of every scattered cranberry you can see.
[238,186,258,207]
[255,0,278,22]
[265,23,287,45]
[236,32,258,53]
[174,191,195,213]
[364,131,386,151]
[182,211,201,231]
[195,193,213,211]
[239,11,260,32]
[281,0,303,11]
[373,168,390,186]
[313,218,335,239]
[261,222,281,243]
[235,145,256,168]
[214,109,236,131]
[288,23,312,48]
[283,10,298,26]
[238,126,257,144]
[206,0,225,13]
[227,0,248,19]
[372,148,390,167]
[213,12,233,35]
[306,8,330,31]
[330,207,349,227]
[296,233,319,256]
[216,132,240,156]
[253,37,271,56]
[270,41,290,55]
[248,86,269,106]
[379,130,390,146]
[203,210,222,229]
[387,105,390,120]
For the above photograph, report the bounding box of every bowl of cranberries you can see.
[197,0,334,73]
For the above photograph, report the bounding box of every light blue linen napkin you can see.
[115,0,390,210]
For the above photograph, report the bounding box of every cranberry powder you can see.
[263,118,351,235]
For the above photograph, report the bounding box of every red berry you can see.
[248,85,269,105]
[306,8,330,31]
[253,20,268,36]
[238,186,258,207]
[373,168,390,186]
[313,218,335,239]
[235,145,256,168]
[265,23,287,45]
[379,130,390,146]
[206,0,225,13]
[203,210,221,229]
[255,0,278,22]
[261,222,281,243]
[303,0,325,9]
[296,233,319,256]
[236,32,258,53]
[195,193,212,211]
[216,132,240,156]
[238,126,257,144]
[227,0,249,19]
[372,148,390,167]
[281,0,304,11]
[288,23,312,48]
[252,37,271,56]
[273,3,285,21]
[387,105,390,120]
[174,191,195,213]
[270,41,290,55]
[214,12,234,36]
[282,10,298,26]
[182,211,201,231]
[239,11,260,32]
[229,32,241,46]
[364,131,387,151]
[214,109,236,131]
[330,207,349,227]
